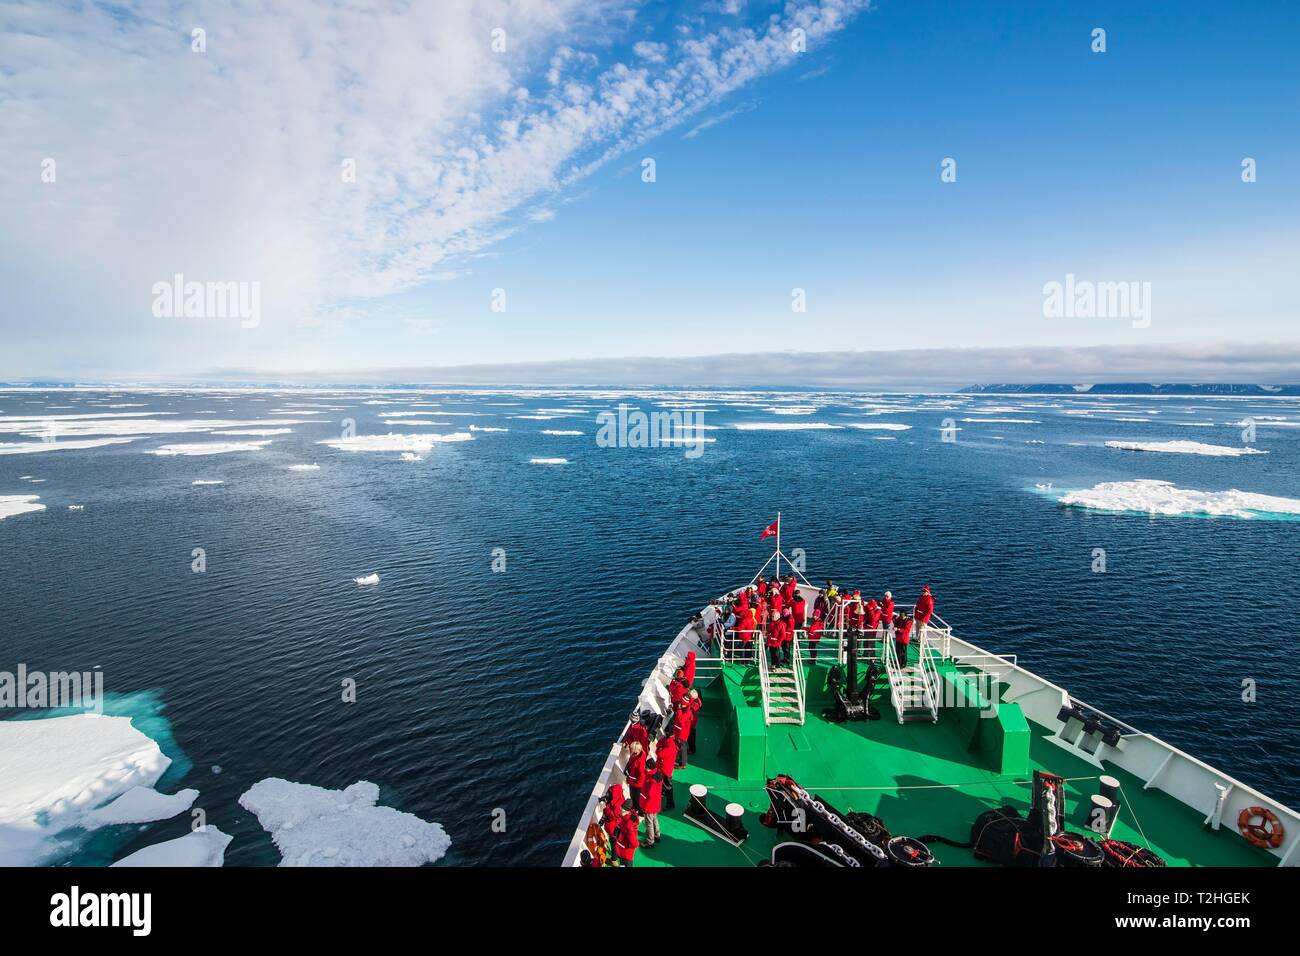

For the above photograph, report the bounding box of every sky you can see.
[2,0,1298,384]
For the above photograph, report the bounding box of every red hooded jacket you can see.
[683,651,697,686]
[613,811,639,860]
[915,590,934,624]
[625,749,648,789]
[791,595,807,628]
[655,736,678,778]
[639,772,663,815]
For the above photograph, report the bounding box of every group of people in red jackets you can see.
[596,651,702,866]
[721,576,936,671]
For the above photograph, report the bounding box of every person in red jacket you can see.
[624,741,647,808]
[613,808,641,866]
[655,734,678,809]
[881,591,895,632]
[756,579,768,599]
[671,697,694,767]
[914,585,935,637]
[781,607,795,667]
[782,575,797,603]
[806,610,824,663]
[639,758,663,847]
[686,689,701,755]
[735,589,750,614]
[791,591,807,633]
[736,605,756,662]
[765,608,784,668]
[894,612,913,668]
[768,587,783,617]
[668,669,688,705]
[813,588,829,624]
[601,783,625,837]
[864,598,883,660]
[682,651,697,687]
[622,712,648,753]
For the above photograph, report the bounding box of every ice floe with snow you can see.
[112,826,231,867]
[354,573,380,586]
[239,778,450,867]
[0,495,46,520]
[148,441,272,456]
[286,463,321,471]
[0,714,172,865]
[469,426,508,432]
[83,785,198,829]
[318,432,472,452]
[530,457,568,464]
[1105,440,1266,457]
[844,422,911,431]
[733,422,842,431]
[1056,480,1300,519]
[0,437,137,455]
[541,429,584,436]
[191,480,224,486]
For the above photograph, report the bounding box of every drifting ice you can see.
[354,573,380,586]
[238,778,450,867]
[112,826,231,867]
[1057,479,1300,519]
[1104,440,1266,457]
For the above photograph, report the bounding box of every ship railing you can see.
[883,628,905,721]
[720,629,761,663]
[755,625,773,724]
[918,634,941,723]
[791,630,807,725]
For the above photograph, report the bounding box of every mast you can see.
[775,511,781,578]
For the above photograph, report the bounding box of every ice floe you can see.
[212,428,293,436]
[469,425,508,432]
[191,480,224,486]
[733,422,842,431]
[148,441,272,456]
[541,429,584,436]
[960,418,1040,424]
[530,457,568,464]
[0,495,46,520]
[354,573,380,586]
[400,452,422,462]
[0,714,171,865]
[239,778,450,867]
[844,422,911,431]
[83,786,198,829]
[1105,440,1267,457]
[286,464,321,471]
[112,826,231,867]
[0,437,137,455]
[317,432,472,453]
[1056,480,1300,519]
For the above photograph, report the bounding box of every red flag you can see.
[759,518,779,540]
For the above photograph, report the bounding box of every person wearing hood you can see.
[622,712,649,753]
[682,650,697,686]
[668,668,688,705]
[613,807,641,866]
[782,575,797,603]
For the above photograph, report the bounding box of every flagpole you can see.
[775,511,781,578]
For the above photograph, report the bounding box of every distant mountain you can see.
[960,383,1300,396]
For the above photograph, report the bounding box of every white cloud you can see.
[1,1,867,334]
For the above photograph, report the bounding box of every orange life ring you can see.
[1237,806,1285,849]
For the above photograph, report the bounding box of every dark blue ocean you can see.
[2,388,1298,866]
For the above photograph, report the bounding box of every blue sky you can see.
[1,0,1297,381]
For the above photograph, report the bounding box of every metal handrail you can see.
[791,630,806,725]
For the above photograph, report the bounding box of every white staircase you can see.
[758,632,806,725]
[885,632,938,724]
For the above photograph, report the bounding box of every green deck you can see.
[635,660,1277,867]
